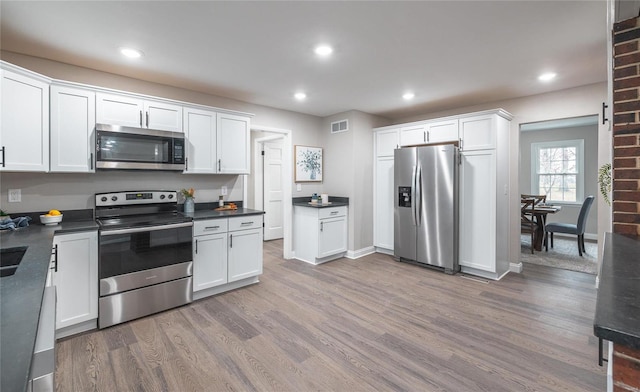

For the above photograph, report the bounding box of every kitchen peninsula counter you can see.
[292,196,349,208]
[0,218,98,392]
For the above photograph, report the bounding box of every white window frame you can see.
[531,139,584,204]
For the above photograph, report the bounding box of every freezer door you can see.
[416,145,457,270]
[394,147,417,260]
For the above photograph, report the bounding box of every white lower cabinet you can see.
[192,215,263,299]
[51,231,98,336]
[294,205,348,265]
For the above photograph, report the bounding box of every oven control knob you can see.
[101,196,107,202]
[111,196,118,202]
[160,194,166,200]
[168,194,174,199]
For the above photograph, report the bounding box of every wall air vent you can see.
[331,119,349,134]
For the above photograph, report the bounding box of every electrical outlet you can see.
[8,189,21,202]
[296,184,302,192]
[221,186,228,196]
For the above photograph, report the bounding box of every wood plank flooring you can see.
[55,240,606,391]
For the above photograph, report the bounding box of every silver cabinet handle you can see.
[330,211,338,215]
[146,111,149,127]
[230,234,233,248]
[459,138,463,151]
[218,159,221,172]
[139,110,143,127]
[0,146,5,167]
[320,222,324,232]
[205,226,220,230]
[241,221,253,226]
[185,157,188,171]
[423,131,426,143]
[195,239,198,254]
[90,152,94,170]
[52,244,58,272]
[426,130,430,142]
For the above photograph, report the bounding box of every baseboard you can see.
[509,262,523,273]
[56,319,97,339]
[375,247,394,256]
[193,276,260,301]
[346,246,375,259]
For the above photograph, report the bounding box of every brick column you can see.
[613,17,640,237]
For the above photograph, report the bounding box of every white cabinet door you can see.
[374,156,394,251]
[97,93,182,132]
[376,128,399,157]
[52,231,98,330]
[0,69,49,172]
[50,85,96,173]
[460,115,495,151]
[400,125,426,146]
[459,150,496,272]
[228,228,263,282]
[318,216,348,258]
[193,232,228,291]
[96,93,144,128]
[144,100,182,132]
[184,107,217,173]
[217,113,250,174]
[427,119,458,143]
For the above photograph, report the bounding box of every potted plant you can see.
[598,163,612,206]
[180,188,195,213]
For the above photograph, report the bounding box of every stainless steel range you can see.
[95,190,193,329]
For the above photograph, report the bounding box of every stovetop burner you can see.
[95,190,191,230]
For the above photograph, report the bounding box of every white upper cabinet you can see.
[426,119,458,143]
[96,92,182,132]
[183,107,217,173]
[400,125,426,146]
[50,85,96,173]
[375,128,399,157]
[0,68,50,172]
[459,115,495,151]
[217,112,250,174]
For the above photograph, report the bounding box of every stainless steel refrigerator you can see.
[394,144,459,274]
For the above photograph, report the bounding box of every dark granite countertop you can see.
[594,232,640,350]
[183,208,265,220]
[0,217,98,392]
[292,196,349,208]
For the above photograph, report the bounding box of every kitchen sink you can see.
[0,246,27,277]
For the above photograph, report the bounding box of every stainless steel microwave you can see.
[95,124,185,171]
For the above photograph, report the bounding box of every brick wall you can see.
[613,17,640,237]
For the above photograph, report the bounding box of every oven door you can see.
[95,126,184,170]
[99,222,192,295]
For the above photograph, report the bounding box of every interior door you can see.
[263,139,284,240]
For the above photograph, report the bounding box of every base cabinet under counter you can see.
[293,205,348,265]
[192,215,263,300]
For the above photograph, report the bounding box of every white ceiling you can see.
[0,1,607,120]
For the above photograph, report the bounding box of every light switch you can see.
[8,189,21,202]
[221,186,228,196]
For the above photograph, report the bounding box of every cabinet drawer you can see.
[228,215,263,231]
[319,206,347,219]
[194,219,228,236]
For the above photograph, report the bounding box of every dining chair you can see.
[544,195,595,256]
[521,198,537,254]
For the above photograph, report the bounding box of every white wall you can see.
[396,82,610,267]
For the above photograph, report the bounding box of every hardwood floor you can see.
[56,240,606,391]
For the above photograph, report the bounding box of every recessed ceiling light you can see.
[294,92,307,100]
[402,92,415,100]
[314,45,333,56]
[538,72,557,82]
[120,47,143,59]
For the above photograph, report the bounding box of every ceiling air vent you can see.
[331,119,349,134]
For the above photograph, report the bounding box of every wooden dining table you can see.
[521,202,562,251]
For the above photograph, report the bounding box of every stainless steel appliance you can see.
[95,124,185,171]
[394,144,459,274]
[96,190,193,329]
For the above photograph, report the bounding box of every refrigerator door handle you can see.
[416,164,422,226]
[411,165,417,226]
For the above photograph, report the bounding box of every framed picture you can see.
[295,145,323,182]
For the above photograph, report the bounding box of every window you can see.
[531,139,584,203]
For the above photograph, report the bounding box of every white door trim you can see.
[247,125,293,259]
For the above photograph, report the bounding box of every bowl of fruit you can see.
[40,210,63,225]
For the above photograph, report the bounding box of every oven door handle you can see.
[100,221,193,236]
